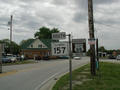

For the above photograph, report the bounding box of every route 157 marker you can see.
[51,42,68,56]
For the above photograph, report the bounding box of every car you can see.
[10,57,17,62]
[116,55,120,60]
[73,57,81,60]
[43,56,50,60]
[108,55,116,59]
[16,56,21,61]
[35,56,41,60]
[21,55,24,60]
[58,56,69,59]
[2,57,11,63]
[6,55,17,62]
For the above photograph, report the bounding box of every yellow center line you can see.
[0,70,17,77]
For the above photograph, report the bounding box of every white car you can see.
[73,57,81,60]
[7,56,17,62]
[116,55,120,60]
[11,57,17,62]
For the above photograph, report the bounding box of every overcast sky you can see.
[0,0,120,50]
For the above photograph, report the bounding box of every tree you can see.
[19,38,34,47]
[34,26,59,39]
[86,49,90,56]
[0,39,20,55]
[19,38,33,46]
[87,46,107,56]
[19,40,27,46]
[98,46,106,52]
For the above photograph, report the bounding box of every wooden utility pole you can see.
[10,15,13,54]
[88,0,96,75]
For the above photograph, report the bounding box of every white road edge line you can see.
[35,60,89,90]
[34,72,59,90]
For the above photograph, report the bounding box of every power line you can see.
[94,21,120,30]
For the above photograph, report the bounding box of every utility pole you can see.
[10,15,13,54]
[88,0,96,75]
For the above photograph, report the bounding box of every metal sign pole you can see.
[68,34,72,90]
[0,44,2,73]
[52,32,72,90]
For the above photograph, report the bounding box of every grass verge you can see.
[2,60,36,66]
[52,62,120,90]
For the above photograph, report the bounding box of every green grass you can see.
[52,62,120,90]
[2,60,36,66]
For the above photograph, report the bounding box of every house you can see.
[21,39,53,59]
[98,52,107,57]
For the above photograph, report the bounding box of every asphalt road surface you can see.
[0,57,89,90]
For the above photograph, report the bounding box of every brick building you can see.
[21,39,53,59]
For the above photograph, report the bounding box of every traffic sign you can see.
[88,38,96,45]
[72,39,86,54]
[51,42,68,56]
[52,32,66,40]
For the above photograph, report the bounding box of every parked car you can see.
[11,57,17,62]
[6,55,17,62]
[21,55,24,60]
[73,57,81,60]
[108,55,116,59]
[35,56,41,60]
[2,57,11,63]
[43,56,50,60]
[16,56,21,61]
[116,55,120,60]
[58,56,69,59]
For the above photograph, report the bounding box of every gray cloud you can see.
[74,0,119,9]
[52,0,68,6]
[0,0,120,49]
[73,11,88,23]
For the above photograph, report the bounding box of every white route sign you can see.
[52,32,66,40]
[52,42,68,56]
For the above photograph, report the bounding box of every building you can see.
[98,52,107,57]
[21,39,53,59]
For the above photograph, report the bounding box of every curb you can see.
[39,63,88,90]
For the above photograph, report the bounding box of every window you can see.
[31,45,33,48]
[38,44,42,48]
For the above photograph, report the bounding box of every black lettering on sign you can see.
[54,47,66,54]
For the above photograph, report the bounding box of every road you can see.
[0,57,89,90]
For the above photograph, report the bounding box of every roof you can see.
[40,39,53,49]
[21,39,53,50]
[21,39,34,49]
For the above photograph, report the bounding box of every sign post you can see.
[52,32,72,90]
[68,34,72,90]
[0,44,3,73]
